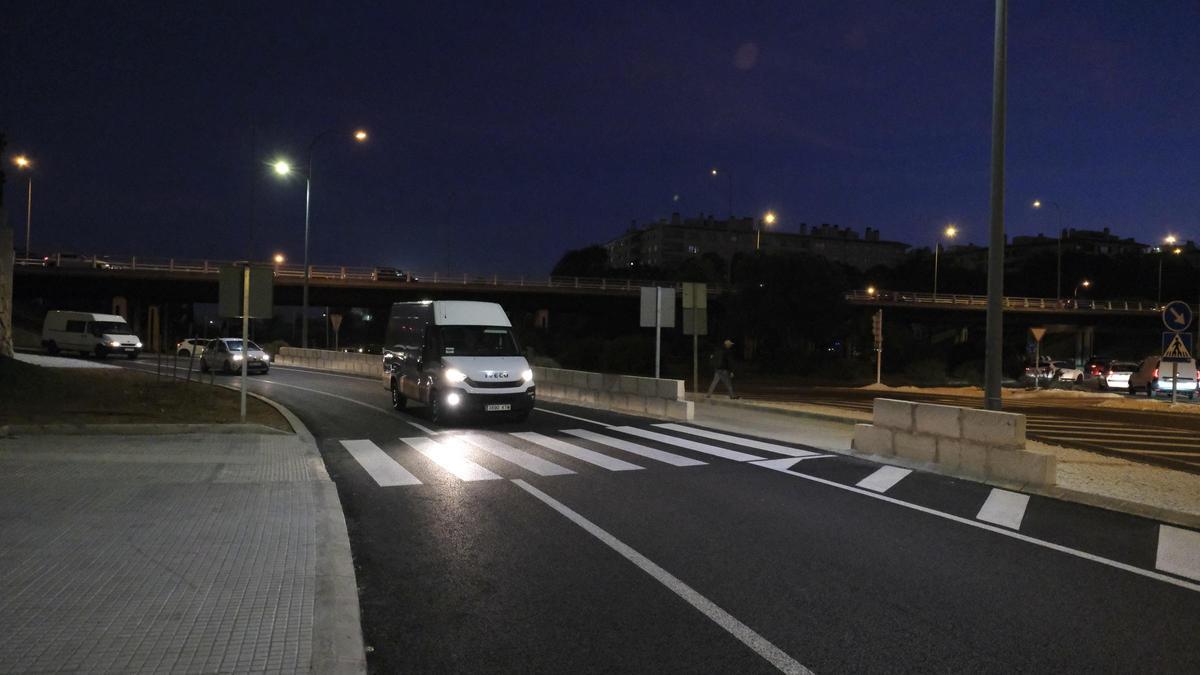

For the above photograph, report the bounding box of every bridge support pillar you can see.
[1075,325,1095,366]
[112,296,129,320]
[147,305,161,353]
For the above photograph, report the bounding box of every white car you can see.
[199,338,271,375]
[1128,356,1197,399]
[175,338,207,358]
[1101,361,1137,390]
[1052,361,1085,383]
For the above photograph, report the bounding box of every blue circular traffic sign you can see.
[1163,300,1194,331]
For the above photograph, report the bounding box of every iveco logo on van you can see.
[483,371,509,379]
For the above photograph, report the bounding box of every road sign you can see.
[1162,300,1193,332]
[681,282,707,309]
[218,264,274,318]
[681,282,707,336]
[1162,332,1194,362]
[639,287,675,328]
[1029,327,1046,342]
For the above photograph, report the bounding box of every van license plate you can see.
[486,404,512,412]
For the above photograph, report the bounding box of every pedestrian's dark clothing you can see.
[716,347,733,372]
[706,344,737,398]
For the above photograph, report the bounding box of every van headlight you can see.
[135,342,143,348]
[109,340,121,347]
[445,368,467,383]
[233,354,244,361]
[522,369,534,383]
[263,354,270,362]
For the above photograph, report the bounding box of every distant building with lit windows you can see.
[603,213,910,271]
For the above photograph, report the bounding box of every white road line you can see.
[855,466,912,493]
[511,479,812,675]
[402,437,502,481]
[460,434,576,476]
[271,364,378,381]
[533,407,612,426]
[751,461,1200,594]
[652,423,820,458]
[1156,525,1200,582]
[511,432,643,471]
[338,440,422,487]
[562,429,706,467]
[750,456,834,472]
[611,426,765,462]
[976,489,1030,530]
[255,378,395,414]
[406,421,443,435]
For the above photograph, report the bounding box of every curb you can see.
[691,395,869,425]
[241,388,366,674]
[689,397,1200,531]
[0,422,287,437]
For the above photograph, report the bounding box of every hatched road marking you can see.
[976,489,1030,530]
[652,423,821,457]
[339,440,422,487]
[612,426,765,462]
[562,429,706,467]
[855,466,912,493]
[1156,525,1200,582]
[403,437,502,481]
[511,432,644,471]
[460,434,576,476]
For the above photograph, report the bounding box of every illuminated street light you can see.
[1074,279,1091,299]
[13,155,33,258]
[273,253,286,264]
[272,127,369,347]
[933,224,959,299]
[1158,235,1181,306]
[709,167,733,217]
[757,210,777,250]
[866,285,877,296]
[1032,199,1065,300]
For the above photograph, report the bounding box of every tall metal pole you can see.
[933,241,940,298]
[727,171,733,218]
[302,174,312,348]
[654,287,662,378]
[1158,252,1164,306]
[983,0,1009,411]
[240,263,250,422]
[1054,203,1063,301]
[24,178,32,259]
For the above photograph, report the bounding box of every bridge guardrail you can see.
[16,255,721,294]
[845,289,1161,314]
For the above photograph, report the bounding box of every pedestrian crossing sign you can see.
[1162,332,1194,362]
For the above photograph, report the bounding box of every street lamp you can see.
[710,167,733,218]
[933,224,958,299]
[273,253,286,264]
[12,155,32,258]
[757,210,777,250]
[271,128,368,348]
[1158,235,1181,306]
[1032,199,1065,301]
[1073,279,1091,298]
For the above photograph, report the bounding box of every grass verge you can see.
[0,356,290,430]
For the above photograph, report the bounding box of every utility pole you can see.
[983,0,1009,411]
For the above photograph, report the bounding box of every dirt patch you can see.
[0,357,290,429]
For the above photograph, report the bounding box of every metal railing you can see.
[15,255,708,293]
[845,289,1162,313]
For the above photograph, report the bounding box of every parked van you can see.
[382,301,534,422]
[1128,356,1198,399]
[41,311,143,359]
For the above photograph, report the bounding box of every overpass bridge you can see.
[845,289,1161,316]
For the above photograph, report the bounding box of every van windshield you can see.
[437,326,519,357]
[89,321,133,335]
[224,340,262,351]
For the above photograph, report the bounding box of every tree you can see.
[551,246,611,278]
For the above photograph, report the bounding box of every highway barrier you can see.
[532,367,694,421]
[275,347,380,376]
[852,398,1056,487]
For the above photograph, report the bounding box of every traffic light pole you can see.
[873,309,883,385]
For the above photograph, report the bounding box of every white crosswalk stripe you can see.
[511,432,644,471]
[562,429,706,467]
[855,466,911,493]
[976,488,1030,530]
[340,439,423,487]
[460,434,576,476]
[402,436,503,481]
[611,426,765,462]
[652,423,821,457]
[1156,525,1200,582]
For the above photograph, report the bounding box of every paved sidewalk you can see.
[690,396,1200,528]
[0,432,363,674]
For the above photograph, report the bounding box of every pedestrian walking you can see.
[706,338,738,399]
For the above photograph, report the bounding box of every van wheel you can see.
[46,341,60,355]
[391,381,407,411]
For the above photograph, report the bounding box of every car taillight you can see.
[1153,368,1159,378]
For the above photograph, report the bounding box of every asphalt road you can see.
[108,358,1200,673]
[734,384,1200,474]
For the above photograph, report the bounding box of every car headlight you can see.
[264,354,270,362]
[109,340,121,347]
[522,369,534,383]
[135,342,143,348]
[445,368,467,383]
[233,354,244,361]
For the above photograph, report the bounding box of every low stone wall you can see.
[275,347,380,377]
[852,398,1056,487]
[532,367,693,421]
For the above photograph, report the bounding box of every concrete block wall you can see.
[275,347,381,377]
[852,398,1055,487]
[532,367,693,421]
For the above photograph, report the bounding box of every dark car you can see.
[1084,356,1113,380]
[373,267,416,282]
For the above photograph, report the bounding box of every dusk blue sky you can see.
[3,1,1197,274]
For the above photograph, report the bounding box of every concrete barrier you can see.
[532,367,693,421]
[852,398,1055,487]
[275,347,381,377]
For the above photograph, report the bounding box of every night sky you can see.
[3,1,1197,275]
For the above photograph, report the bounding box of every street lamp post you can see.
[1032,199,1064,301]
[13,156,32,258]
[757,211,776,251]
[272,129,367,348]
[1073,279,1091,307]
[933,225,958,299]
[1158,235,1179,306]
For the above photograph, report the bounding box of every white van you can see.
[382,301,534,422]
[41,311,143,359]
[1128,356,1198,399]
